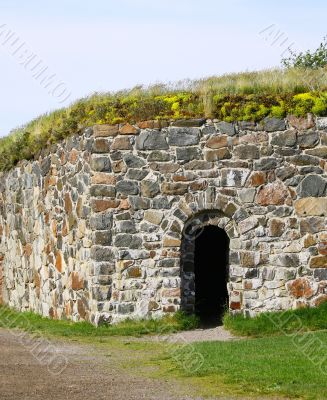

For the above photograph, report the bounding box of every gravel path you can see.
[152,326,238,344]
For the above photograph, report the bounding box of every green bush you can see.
[282,36,327,69]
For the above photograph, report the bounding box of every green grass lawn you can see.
[0,305,198,337]
[183,333,327,399]
[224,301,327,337]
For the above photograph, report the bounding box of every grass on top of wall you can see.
[224,301,327,337]
[0,305,199,338]
[0,67,327,171]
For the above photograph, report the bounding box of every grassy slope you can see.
[0,67,327,171]
[2,305,327,399]
[224,301,327,337]
[0,306,198,337]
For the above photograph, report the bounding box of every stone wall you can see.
[0,115,327,324]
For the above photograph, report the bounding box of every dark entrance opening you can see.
[194,225,229,326]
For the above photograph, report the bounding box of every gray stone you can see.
[215,121,237,136]
[147,151,171,162]
[40,157,51,176]
[136,131,168,150]
[126,169,149,180]
[91,157,111,172]
[176,147,202,161]
[276,166,297,181]
[116,220,137,234]
[300,217,326,234]
[254,158,278,171]
[263,117,286,132]
[115,234,142,249]
[90,185,116,198]
[90,213,113,230]
[234,145,260,159]
[172,118,206,127]
[288,154,319,166]
[221,169,249,187]
[128,196,151,210]
[271,130,297,147]
[297,175,327,197]
[168,127,200,146]
[91,246,115,261]
[314,269,327,280]
[116,180,139,195]
[123,154,146,168]
[297,130,319,149]
[316,117,327,130]
[238,188,256,203]
[94,231,112,246]
[141,180,160,198]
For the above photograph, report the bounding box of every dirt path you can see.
[0,328,189,400]
[0,327,281,400]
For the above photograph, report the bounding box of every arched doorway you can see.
[193,225,229,325]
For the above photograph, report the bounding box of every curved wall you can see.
[0,116,326,324]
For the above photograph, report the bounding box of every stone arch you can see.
[179,210,233,320]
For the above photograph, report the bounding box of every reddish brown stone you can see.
[205,148,231,161]
[62,219,68,237]
[93,124,119,137]
[247,171,266,187]
[119,199,130,210]
[33,270,41,298]
[314,295,327,307]
[318,242,327,255]
[112,160,126,173]
[92,138,110,153]
[256,181,289,206]
[287,114,315,130]
[91,173,116,185]
[309,255,327,268]
[69,149,79,164]
[206,135,228,149]
[119,123,139,135]
[190,180,208,191]
[287,278,314,299]
[150,163,180,174]
[161,182,188,195]
[230,301,241,310]
[240,251,255,267]
[111,136,132,150]
[268,219,285,237]
[55,251,63,273]
[304,234,316,248]
[148,301,160,311]
[163,236,181,247]
[65,301,73,317]
[127,266,142,278]
[163,305,176,313]
[244,281,253,290]
[77,299,87,319]
[91,199,120,212]
[71,272,84,290]
[239,132,268,144]
[24,244,33,257]
[137,120,161,129]
[64,193,73,214]
[161,288,181,298]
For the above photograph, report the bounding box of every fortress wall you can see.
[0,116,326,324]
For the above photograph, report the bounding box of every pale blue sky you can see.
[0,0,326,136]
